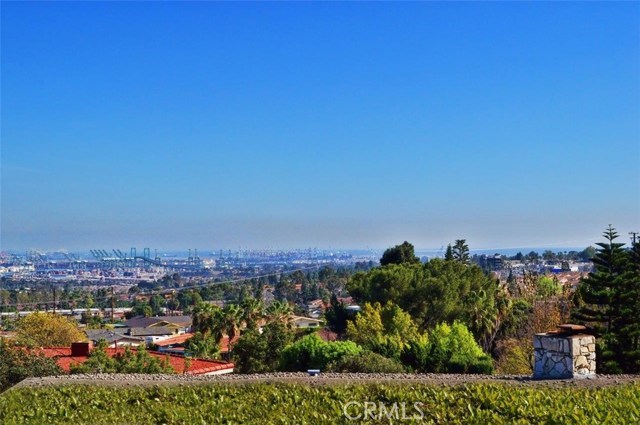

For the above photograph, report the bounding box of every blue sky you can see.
[2,2,639,251]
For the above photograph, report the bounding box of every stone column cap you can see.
[557,324,587,332]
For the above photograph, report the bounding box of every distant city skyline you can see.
[2,2,639,251]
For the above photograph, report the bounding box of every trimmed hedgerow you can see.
[1,382,638,424]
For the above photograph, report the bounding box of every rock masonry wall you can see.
[533,333,596,379]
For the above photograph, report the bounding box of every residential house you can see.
[291,316,324,329]
[85,329,144,347]
[154,333,194,355]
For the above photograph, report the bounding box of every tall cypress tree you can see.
[617,241,640,373]
[571,226,629,372]
[444,244,454,261]
[452,239,470,264]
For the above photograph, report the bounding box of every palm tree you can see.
[466,289,497,349]
[222,304,244,343]
[184,331,221,360]
[191,303,224,342]
[265,300,294,327]
[241,298,264,331]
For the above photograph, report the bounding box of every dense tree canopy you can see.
[232,321,294,373]
[346,302,421,360]
[347,258,502,338]
[380,241,420,266]
[15,312,86,347]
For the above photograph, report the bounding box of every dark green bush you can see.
[326,350,405,373]
[279,334,362,371]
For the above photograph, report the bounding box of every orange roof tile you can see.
[219,335,239,353]
[40,346,233,375]
[154,333,194,347]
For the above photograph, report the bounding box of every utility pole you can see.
[111,286,115,324]
[630,232,639,245]
[52,287,56,314]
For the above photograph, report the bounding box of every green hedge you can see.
[1,382,638,424]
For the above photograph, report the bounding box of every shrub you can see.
[423,321,494,374]
[327,351,405,373]
[494,338,532,375]
[400,334,429,371]
[0,340,63,391]
[69,341,174,374]
[279,334,362,371]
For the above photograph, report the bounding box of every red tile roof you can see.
[40,346,233,375]
[317,328,339,342]
[154,333,194,347]
[219,335,239,353]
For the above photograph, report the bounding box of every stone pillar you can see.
[533,325,596,379]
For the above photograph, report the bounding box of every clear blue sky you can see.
[2,2,639,251]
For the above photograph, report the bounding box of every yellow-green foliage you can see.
[15,312,86,347]
[346,302,423,360]
[1,382,638,424]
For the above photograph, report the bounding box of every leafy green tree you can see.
[130,301,153,318]
[81,312,104,329]
[15,312,86,347]
[274,275,297,302]
[536,276,562,299]
[347,259,502,339]
[177,290,203,312]
[346,302,422,360]
[279,334,362,371]
[233,321,294,373]
[230,329,267,373]
[580,246,597,261]
[0,340,63,391]
[423,321,493,374]
[380,241,420,266]
[149,295,166,316]
[347,263,420,308]
[117,344,173,374]
[325,294,349,334]
[527,251,539,262]
[400,333,430,372]
[70,340,117,373]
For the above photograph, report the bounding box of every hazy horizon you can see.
[2,2,639,252]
